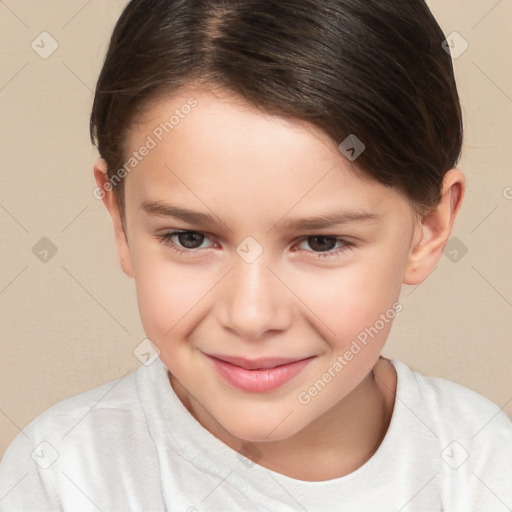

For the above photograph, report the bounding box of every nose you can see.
[218,252,293,341]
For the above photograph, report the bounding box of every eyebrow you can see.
[278,209,381,230]
[141,200,225,228]
[140,200,381,231]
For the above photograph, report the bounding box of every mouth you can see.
[204,353,315,393]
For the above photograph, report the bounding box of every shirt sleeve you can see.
[0,431,59,512]
[440,406,512,511]
[467,410,512,511]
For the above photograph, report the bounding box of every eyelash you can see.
[156,230,355,260]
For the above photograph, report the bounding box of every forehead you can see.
[129,86,339,160]
[122,87,408,221]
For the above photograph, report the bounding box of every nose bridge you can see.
[219,248,291,339]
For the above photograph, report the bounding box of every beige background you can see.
[0,0,511,457]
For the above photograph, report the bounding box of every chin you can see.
[213,407,306,444]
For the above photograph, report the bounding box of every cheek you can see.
[294,254,403,340]
[130,244,211,343]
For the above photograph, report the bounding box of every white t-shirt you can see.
[1,357,511,512]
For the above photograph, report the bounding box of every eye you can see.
[157,230,215,256]
[295,236,355,259]
[157,231,355,260]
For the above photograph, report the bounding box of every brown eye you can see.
[173,231,205,249]
[295,236,355,259]
[305,236,338,252]
[158,230,212,255]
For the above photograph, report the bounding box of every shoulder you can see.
[0,367,144,472]
[389,360,512,508]
[0,363,165,510]
[27,368,142,440]
[391,358,512,443]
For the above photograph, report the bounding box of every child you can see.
[1,0,511,510]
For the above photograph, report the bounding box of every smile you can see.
[205,353,315,393]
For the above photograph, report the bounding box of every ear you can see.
[403,168,465,285]
[93,158,134,278]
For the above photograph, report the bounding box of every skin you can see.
[94,86,465,481]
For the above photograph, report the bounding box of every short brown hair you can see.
[90,0,463,217]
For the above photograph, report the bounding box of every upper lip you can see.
[205,353,314,370]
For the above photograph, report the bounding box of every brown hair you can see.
[90,0,463,217]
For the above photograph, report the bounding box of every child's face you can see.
[106,87,422,442]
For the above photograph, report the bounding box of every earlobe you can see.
[403,168,465,285]
[93,158,134,279]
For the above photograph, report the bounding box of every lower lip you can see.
[207,355,314,393]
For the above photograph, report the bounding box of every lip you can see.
[205,353,315,393]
